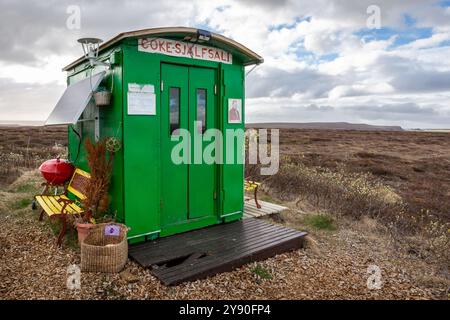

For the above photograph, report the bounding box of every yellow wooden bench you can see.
[244,179,261,209]
[35,168,91,246]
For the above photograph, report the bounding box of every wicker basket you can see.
[93,91,111,106]
[81,223,128,273]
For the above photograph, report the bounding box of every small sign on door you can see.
[127,83,156,115]
[228,99,242,124]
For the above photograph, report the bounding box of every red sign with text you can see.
[138,38,232,64]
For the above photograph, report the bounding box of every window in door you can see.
[169,87,180,135]
[196,88,206,134]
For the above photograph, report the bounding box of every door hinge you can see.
[160,80,164,92]
[214,84,217,95]
[213,191,217,200]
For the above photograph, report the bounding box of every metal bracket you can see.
[127,230,161,240]
[220,211,241,218]
[94,109,100,142]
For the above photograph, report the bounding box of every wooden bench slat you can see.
[40,196,63,215]
[58,195,82,212]
[47,196,69,213]
[244,181,260,191]
[56,195,83,213]
[244,179,262,209]
[54,196,83,214]
[35,196,57,216]
[35,195,82,216]
[52,196,82,214]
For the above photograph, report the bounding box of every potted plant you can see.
[75,216,96,245]
[76,138,113,244]
[93,86,111,106]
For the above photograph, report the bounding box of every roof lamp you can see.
[77,37,110,68]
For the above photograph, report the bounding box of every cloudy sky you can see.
[0,0,450,128]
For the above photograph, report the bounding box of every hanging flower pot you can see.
[94,87,111,106]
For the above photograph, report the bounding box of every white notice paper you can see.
[127,83,156,115]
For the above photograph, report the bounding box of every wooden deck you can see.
[244,198,288,219]
[129,218,307,286]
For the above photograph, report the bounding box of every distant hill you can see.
[0,120,44,127]
[0,120,404,131]
[246,122,403,131]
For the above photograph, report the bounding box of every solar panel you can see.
[45,71,106,125]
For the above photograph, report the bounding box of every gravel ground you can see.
[0,173,448,300]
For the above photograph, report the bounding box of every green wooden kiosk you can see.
[46,27,263,243]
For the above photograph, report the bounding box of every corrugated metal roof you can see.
[63,27,263,71]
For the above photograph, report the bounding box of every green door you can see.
[160,63,217,229]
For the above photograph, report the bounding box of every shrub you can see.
[256,158,449,268]
[388,210,450,267]
[304,214,336,230]
[82,138,113,220]
[250,264,272,280]
[264,160,405,222]
[12,198,31,210]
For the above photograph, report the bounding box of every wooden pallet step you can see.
[129,218,307,286]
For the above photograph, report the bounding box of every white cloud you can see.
[0,0,450,127]
[328,82,395,99]
[0,78,64,121]
[399,32,450,50]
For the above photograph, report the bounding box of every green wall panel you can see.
[67,55,124,220]
[122,45,161,238]
[66,36,248,242]
[221,64,245,217]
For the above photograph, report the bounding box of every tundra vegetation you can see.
[246,129,450,269]
[0,126,448,299]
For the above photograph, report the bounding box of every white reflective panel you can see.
[45,71,106,125]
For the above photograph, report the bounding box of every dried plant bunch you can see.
[82,138,113,219]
